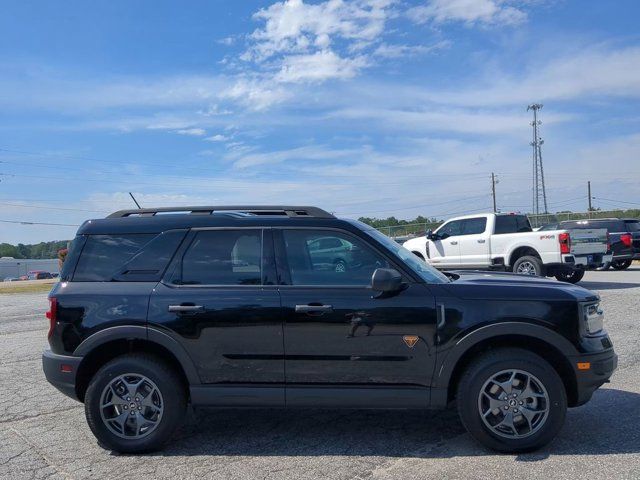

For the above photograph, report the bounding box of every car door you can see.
[148,228,284,406]
[457,217,490,268]
[275,228,438,408]
[429,219,463,267]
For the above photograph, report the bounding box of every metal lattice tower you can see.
[527,103,548,215]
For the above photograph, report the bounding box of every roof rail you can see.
[106,205,335,219]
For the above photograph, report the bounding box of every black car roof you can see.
[76,206,361,235]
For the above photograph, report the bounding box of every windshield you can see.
[363,228,450,284]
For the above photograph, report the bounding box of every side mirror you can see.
[425,229,434,240]
[371,268,404,296]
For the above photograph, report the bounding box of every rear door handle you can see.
[168,305,204,313]
[295,304,333,315]
[477,239,486,243]
[450,241,458,245]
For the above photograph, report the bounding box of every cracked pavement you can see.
[1,269,640,479]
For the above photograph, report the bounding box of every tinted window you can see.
[113,230,187,281]
[73,234,154,281]
[175,230,262,285]
[624,220,640,232]
[494,215,529,234]
[282,230,389,286]
[561,220,623,232]
[437,220,463,237]
[462,217,487,235]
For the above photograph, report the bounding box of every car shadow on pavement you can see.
[578,280,640,290]
[127,387,640,459]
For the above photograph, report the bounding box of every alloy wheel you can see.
[477,369,549,438]
[99,373,164,439]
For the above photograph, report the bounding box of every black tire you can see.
[412,251,425,261]
[457,348,567,453]
[554,269,585,284]
[611,259,632,270]
[512,255,545,277]
[84,354,186,453]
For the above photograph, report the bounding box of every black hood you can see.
[442,270,599,303]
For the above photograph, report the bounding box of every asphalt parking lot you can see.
[2,268,640,480]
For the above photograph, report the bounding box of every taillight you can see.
[559,232,571,254]
[621,233,633,247]
[46,297,57,339]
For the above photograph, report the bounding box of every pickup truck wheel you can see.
[457,348,567,453]
[513,256,544,277]
[555,269,585,284]
[611,259,632,270]
[84,354,186,453]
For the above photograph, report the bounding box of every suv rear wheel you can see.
[611,259,632,270]
[555,268,585,284]
[457,348,567,452]
[84,354,186,453]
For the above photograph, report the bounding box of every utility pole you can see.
[491,173,497,213]
[588,181,592,212]
[527,104,549,215]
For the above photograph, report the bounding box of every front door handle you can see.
[450,241,458,245]
[295,304,333,315]
[168,305,204,313]
[477,239,486,243]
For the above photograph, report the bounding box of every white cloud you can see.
[419,44,640,106]
[408,0,528,26]
[174,128,206,136]
[275,50,369,83]
[372,40,451,58]
[205,134,229,142]
[244,0,395,62]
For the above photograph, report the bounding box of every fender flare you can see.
[506,243,542,267]
[73,325,201,384]
[434,321,578,389]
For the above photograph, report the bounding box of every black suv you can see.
[542,218,640,270]
[43,206,617,453]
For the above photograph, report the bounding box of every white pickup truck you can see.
[402,213,612,283]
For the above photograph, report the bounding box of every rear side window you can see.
[494,215,530,234]
[73,234,154,281]
[624,221,640,232]
[173,230,262,285]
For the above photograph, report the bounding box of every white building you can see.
[0,257,59,279]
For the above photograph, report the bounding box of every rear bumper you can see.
[42,349,82,402]
[561,253,612,269]
[568,349,618,407]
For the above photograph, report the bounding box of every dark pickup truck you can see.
[542,218,640,270]
[43,206,617,454]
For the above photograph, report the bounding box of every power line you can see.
[0,202,108,213]
[0,219,81,227]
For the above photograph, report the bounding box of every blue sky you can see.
[1,0,639,243]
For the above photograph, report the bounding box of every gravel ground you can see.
[1,269,639,479]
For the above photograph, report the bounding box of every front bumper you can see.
[568,349,618,406]
[42,349,82,402]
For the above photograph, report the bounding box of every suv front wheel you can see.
[84,354,186,453]
[457,348,567,452]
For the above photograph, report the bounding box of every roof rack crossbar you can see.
[107,205,335,219]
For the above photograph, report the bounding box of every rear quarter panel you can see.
[48,281,156,355]
[490,231,562,266]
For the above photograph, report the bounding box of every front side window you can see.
[174,230,262,285]
[436,220,463,237]
[282,230,389,286]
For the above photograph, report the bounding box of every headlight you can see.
[583,302,604,335]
